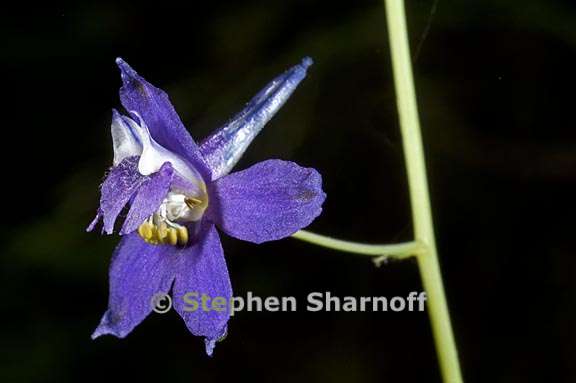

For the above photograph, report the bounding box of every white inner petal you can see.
[165,193,188,221]
[111,113,142,166]
[112,112,209,225]
[161,191,207,223]
[124,113,204,186]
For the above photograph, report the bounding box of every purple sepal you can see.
[91,233,178,339]
[116,58,211,179]
[172,223,232,356]
[210,159,326,244]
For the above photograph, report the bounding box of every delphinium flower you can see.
[87,57,325,355]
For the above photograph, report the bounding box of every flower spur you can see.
[88,57,325,355]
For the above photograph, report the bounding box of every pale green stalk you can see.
[291,1,463,381]
[384,1,462,381]
[292,231,423,265]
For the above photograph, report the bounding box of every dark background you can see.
[2,0,575,382]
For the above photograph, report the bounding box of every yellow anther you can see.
[138,220,189,247]
[150,225,159,242]
[157,222,168,240]
[177,226,189,246]
[166,228,178,246]
[138,223,147,239]
[138,222,153,241]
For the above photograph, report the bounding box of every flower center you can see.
[137,190,209,246]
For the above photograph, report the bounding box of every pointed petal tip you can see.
[115,57,138,81]
[301,57,313,68]
[91,327,124,340]
[92,309,135,340]
[115,57,127,67]
[204,337,217,357]
[91,324,116,340]
[203,325,228,356]
[90,329,103,340]
[86,211,101,232]
[115,57,127,71]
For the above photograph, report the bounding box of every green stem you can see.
[292,230,422,264]
[290,1,463,380]
[384,0,463,382]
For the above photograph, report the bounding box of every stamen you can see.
[166,228,178,246]
[137,219,190,246]
[177,226,189,246]
[138,222,153,241]
[149,225,158,244]
[135,191,206,247]
[185,197,203,209]
[157,222,168,239]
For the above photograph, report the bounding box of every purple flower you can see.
[88,57,325,355]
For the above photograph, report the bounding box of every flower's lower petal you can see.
[199,58,313,180]
[116,58,211,179]
[172,223,232,356]
[210,159,326,244]
[120,162,174,235]
[92,233,178,339]
[88,156,147,234]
